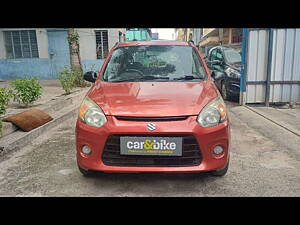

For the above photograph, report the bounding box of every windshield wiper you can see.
[140,75,170,80]
[109,78,138,82]
[173,75,204,81]
[109,75,169,82]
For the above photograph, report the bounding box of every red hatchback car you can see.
[76,40,230,176]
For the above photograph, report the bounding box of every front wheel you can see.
[78,163,96,177]
[221,81,230,101]
[210,162,229,177]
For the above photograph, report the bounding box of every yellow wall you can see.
[175,28,192,41]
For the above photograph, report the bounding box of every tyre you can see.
[210,162,229,177]
[221,81,230,101]
[78,163,95,177]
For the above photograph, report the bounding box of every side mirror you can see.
[83,71,97,83]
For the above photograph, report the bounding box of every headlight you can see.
[197,96,227,128]
[226,68,240,79]
[78,97,107,128]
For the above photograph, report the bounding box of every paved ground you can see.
[0,101,299,197]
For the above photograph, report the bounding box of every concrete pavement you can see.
[0,101,299,196]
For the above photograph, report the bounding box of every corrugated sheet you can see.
[245,29,300,104]
[269,29,300,103]
[245,29,269,103]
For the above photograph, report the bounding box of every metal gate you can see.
[240,28,300,105]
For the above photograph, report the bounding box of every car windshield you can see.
[102,45,207,82]
[224,49,242,64]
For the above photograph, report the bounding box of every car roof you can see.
[212,46,237,51]
[117,40,190,47]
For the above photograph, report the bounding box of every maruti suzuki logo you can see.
[147,123,156,131]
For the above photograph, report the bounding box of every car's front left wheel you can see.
[221,81,230,100]
[210,162,229,176]
[78,163,96,177]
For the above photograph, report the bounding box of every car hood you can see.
[88,81,218,117]
[227,62,241,72]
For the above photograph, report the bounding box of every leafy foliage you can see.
[58,66,90,94]
[0,87,13,136]
[68,32,80,46]
[72,66,88,87]
[11,77,43,107]
[0,87,13,115]
[58,66,76,95]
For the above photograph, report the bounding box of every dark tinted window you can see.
[224,49,242,64]
[216,49,224,61]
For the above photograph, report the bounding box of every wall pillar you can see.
[228,28,233,44]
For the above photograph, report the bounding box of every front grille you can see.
[102,135,202,167]
[115,116,188,121]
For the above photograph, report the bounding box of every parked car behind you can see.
[206,46,241,100]
[76,40,230,177]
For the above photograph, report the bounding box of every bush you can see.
[0,87,13,115]
[72,66,87,87]
[58,66,90,94]
[58,66,76,95]
[11,77,43,107]
[0,87,13,136]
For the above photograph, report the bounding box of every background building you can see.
[151,32,159,40]
[125,28,152,41]
[0,28,126,80]
[199,28,242,56]
[151,28,175,40]
[175,28,193,41]
[190,28,203,47]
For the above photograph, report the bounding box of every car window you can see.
[224,49,242,64]
[216,49,224,61]
[210,48,217,61]
[102,45,207,82]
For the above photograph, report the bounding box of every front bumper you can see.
[227,78,240,96]
[76,116,230,173]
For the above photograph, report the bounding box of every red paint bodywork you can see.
[76,41,230,173]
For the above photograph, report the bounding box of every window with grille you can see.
[95,30,108,59]
[4,30,39,59]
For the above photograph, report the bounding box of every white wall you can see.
[77,29,97,60]
[77,28,126,60]
[0,28,49,59]
[35,29,49,58]
[107,29,125,49]
[151,28,175,40]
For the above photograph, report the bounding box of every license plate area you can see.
[120,136,183,156]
